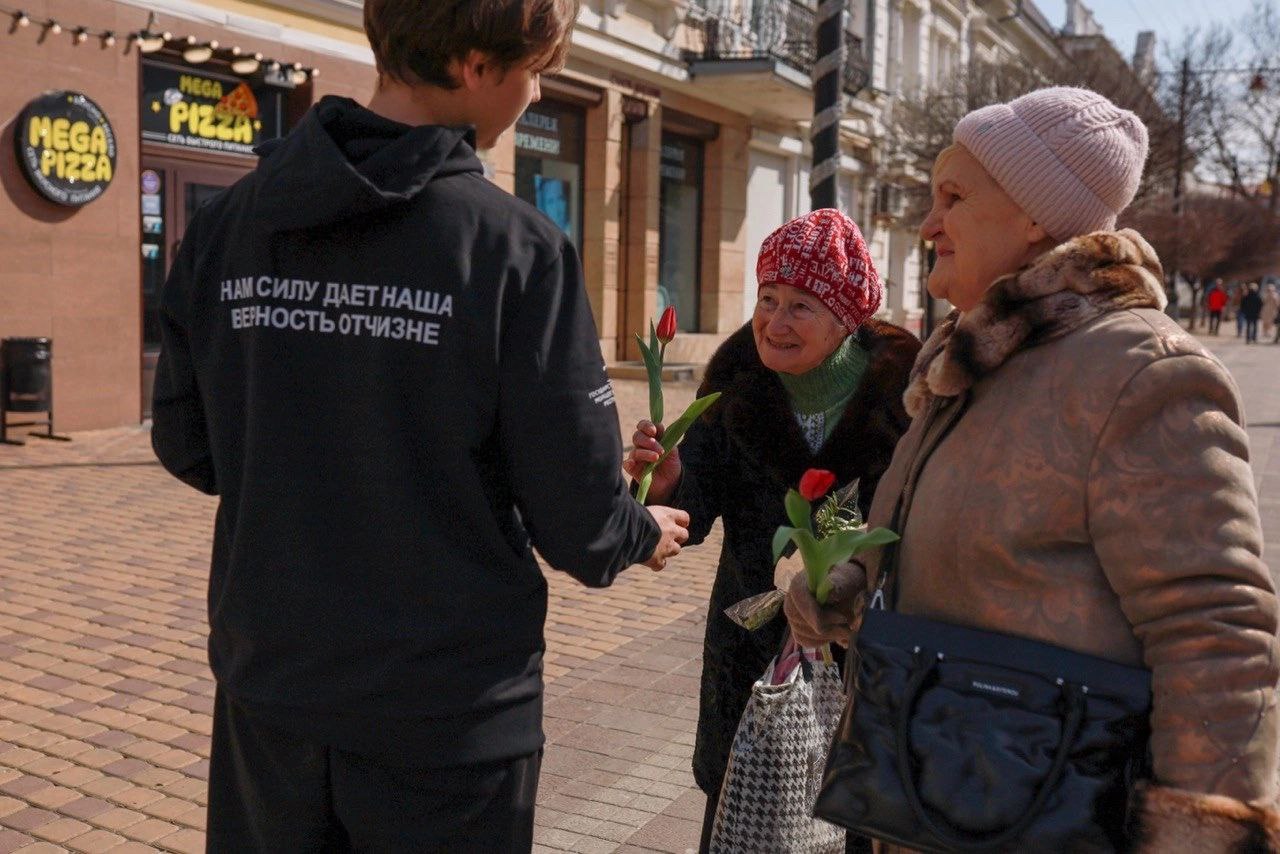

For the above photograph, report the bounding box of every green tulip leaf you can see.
[772,526,798,565]
[815,572,834,606]
[653,392,722,462]
[826,527,900,562]
[649,319,659,355]
[784,489,813,533]
[635,469,654,505]
[790,528,825,596]
[635,335,664,424]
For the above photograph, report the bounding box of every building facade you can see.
[1,0,378,430]
[2,0,1145,432]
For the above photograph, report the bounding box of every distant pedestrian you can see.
[1263,285,1278,341]
[1242,283,1263,344]
[151,1,690,850]
[1232,285,1247,337]
[1206,281,1228,335]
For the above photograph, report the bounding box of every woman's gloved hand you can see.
[783,561,868,648]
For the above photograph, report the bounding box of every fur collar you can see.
[905,229,1166,418]
[700,318,921,496]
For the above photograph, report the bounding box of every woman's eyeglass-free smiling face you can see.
[919,144,1051,312]
[752,283,847,375]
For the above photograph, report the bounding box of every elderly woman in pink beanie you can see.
[788,86,1280,851]
[625,208,920,852]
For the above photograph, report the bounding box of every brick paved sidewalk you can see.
[1,334,1277,853]
[0,377,717,854]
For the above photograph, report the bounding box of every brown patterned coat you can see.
[863,230,1280,850]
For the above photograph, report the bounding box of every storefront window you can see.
[658,133,704,331]
[514,101,584,249]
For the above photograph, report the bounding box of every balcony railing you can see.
[683,0,871,96]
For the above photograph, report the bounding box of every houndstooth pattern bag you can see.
[709,645,847,854]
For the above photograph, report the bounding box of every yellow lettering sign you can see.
[69,121,90,153]
[27,116,50,147]
[169,101,188,132]
[89,126,106,155]
[167,102,255,144]
[51,117,70,150]
[178,74,222,100]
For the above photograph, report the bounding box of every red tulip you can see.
[798,469,836,502]
[656,306,677,344]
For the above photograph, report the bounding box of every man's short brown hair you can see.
[364,0,579,88]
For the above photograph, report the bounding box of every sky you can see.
[1033,0,1258,68]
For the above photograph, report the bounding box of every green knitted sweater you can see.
[777,336,868,453]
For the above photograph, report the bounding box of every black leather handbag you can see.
[812,395,1153,852]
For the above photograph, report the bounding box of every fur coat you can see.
[863,230,1280,852]
[672,318,920,796]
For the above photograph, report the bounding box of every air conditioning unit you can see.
[874,184,905,219]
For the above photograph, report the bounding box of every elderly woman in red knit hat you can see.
[625,208,920,851]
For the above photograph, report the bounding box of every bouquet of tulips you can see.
[633,306,721,503]
[724,468,898,631]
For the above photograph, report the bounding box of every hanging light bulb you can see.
[14,10,30,27]
[308,67,319,78]
[48,20,62,34]
[74,26,88,43]
[102,30,115,46]
[290,66,308,85]
[183,41,214,63]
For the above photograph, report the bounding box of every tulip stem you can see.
[636,468,654,504]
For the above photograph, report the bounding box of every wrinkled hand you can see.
[783,561,868,647]
[623,420,682,505]
[643,505,690,571]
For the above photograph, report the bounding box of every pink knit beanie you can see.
[953,86,1148,241]
[756,208,882,332]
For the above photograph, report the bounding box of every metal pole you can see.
[1173,56,1191,329]
[810,0,844,210]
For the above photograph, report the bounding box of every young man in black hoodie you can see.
[150,1,690,849]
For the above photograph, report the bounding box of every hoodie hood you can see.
[252,96,484,232]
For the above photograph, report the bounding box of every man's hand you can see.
[643,505,690,571]
[783,561,868,647]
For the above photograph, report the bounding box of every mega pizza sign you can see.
[15,91,116,206]
[140,61,282,156]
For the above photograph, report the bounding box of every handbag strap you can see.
[894,649,1088,851]
[870,392,970,611]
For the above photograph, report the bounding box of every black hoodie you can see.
[151,96,659,765]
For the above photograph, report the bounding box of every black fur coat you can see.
[672,318,920,795]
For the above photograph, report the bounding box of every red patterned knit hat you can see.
[755,209,882,332]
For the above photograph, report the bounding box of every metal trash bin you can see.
[1,337,68,445]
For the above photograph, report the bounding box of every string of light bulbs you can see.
[1,6,318,83]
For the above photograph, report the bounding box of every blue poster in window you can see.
[534,175,571,235]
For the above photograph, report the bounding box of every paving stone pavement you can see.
[0,334,1276,853]
[0,376,714,854]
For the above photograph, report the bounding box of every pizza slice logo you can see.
[216,83,259,119]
